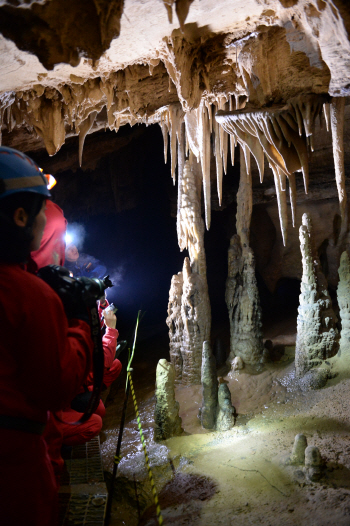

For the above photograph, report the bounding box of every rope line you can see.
[127,370,164,526]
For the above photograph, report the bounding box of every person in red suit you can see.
[0,146,94,526]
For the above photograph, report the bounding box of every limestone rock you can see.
[225,234,265,366]
[200,341,218,430]
[166,272,184,382]
[232,356,244,371]
[215,384,235,432]
[289,434,308,465]
[295,213,339,379]
[304,445,323,482]
[337,251,350,356]
[154,359,182,441]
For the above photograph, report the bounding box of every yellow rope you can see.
[127,370,164,526]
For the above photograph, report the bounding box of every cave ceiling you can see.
[1,0,350,228]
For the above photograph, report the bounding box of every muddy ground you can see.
[100,320,350,525]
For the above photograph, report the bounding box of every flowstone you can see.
[337,251,350,357]
[225,234,265,366]
[295,213,339,380]
[200,341,218,430]
[215,383,235,431]
[154,359,182,441]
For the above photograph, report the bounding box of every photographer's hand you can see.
[104,309,117,329]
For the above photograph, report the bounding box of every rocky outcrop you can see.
[154,359,182,441]
[215,384,235,432]
[200,341,218,430]
[295,213,339,379]
[337,251,350,357]
[225,234,264,366]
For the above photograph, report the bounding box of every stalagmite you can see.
[225,235,265,366]
[215,384,235,431]
[289,434,308,466]
[154,359,183,440]
[295,213,339,381]
[180,257,211,384]
[166,273,184,382]
[337,251,350,357]
[200,341,218,430]
[330,97,347,224]
[304,446,323,482]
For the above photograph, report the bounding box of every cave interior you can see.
[2,0,350,524]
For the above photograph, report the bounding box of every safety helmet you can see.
[0,146,51,201]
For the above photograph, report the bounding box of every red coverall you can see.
[0,264,93,526]
[29,200,67,270]
[60,326,122,445]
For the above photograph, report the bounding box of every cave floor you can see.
[100,320,350,525]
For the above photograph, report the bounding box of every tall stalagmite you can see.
[295,213,339,378]
[167,156,211,385]
[225,144,264,366]
[337,251,350,357]
[200,341,218,429]
[154,359,183,441]
[225,234,264,365]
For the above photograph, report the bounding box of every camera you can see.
[37,264,113,306]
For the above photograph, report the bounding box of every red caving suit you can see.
[0,263,93,526]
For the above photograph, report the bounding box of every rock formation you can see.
[225,234,264,366]
[289,434,308,466]
[200,341,218,430]
[166,272,184,382]
[154,359,182,441]
[215,384,235,432]
[167,154,211,385]
[295,213,339,379]
[304,445,323,482]
[337,251,350,357]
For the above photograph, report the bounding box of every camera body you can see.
[37,264,113,308]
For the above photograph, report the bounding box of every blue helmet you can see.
[0,146,51,201]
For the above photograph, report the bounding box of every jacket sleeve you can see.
[102,327,119,369]
[19,283,94,412]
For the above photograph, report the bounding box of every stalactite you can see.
[330,97,347,224]
[272,166,288,246]
[215,94,329,245]
[288,172,297,228]
[323,103,331,132]
[78,111,98,167]
[160,122,168,164]
[214,105,223,207]
[199,102,211,230]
